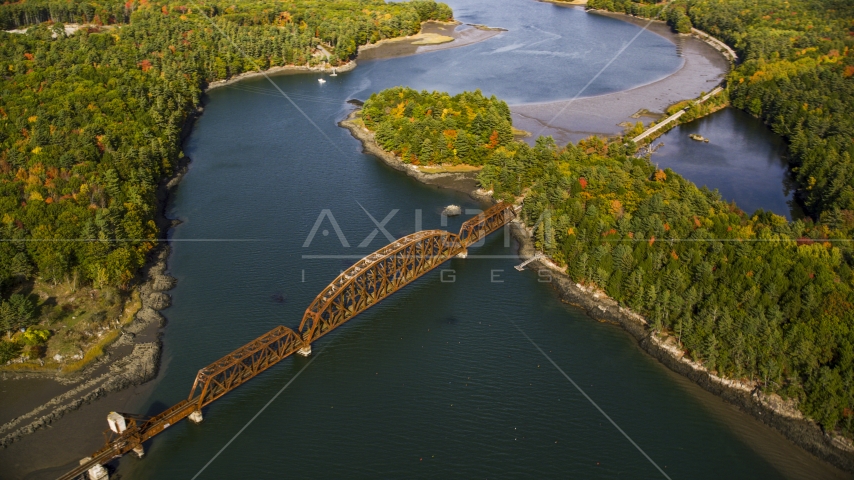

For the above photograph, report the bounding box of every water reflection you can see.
[343,0,682,104]
[652,108,802,219]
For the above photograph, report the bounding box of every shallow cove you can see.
[652,107,802,220]
[112,0,846,479]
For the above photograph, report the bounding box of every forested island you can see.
[358,80,854,450]
[0,0,452,367]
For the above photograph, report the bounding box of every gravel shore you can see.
[339,109,493,202]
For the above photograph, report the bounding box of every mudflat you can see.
[357,21,504,61]
[511,12,730,144]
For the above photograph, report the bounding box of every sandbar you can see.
[357,21,504,61]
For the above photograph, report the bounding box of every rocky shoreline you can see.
[508,221,854,474]
[0,343,159,449]
[339,109,494,202]
[141,6,853,476]
[4,4,851,476]
[341,98,854,476]
[0,120,188,450]
[0,19,505,473]
[0,110,196,458]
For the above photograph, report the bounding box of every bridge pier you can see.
[132,444,145,458]
[189,410,204,424]
[57,203,520,480]
[80,458,108,480]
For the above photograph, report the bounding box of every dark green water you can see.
[114,1,846,478]
[653,108,801,219]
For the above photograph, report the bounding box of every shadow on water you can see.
[143,401,170,418]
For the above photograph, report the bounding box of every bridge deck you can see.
[58,202,517,480]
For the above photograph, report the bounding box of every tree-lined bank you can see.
[586,0,854,232]
[358,86,854,464]
[0,0,452,368]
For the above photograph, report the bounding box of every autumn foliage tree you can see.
[360,73,854,439]
[0,0,453,317]
[362,87,514,166]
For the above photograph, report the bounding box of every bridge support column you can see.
[189,410,204,424]
[297,344,312,356]
[456,249,468,259]
[132,444,145,458]
[80,458,108,480]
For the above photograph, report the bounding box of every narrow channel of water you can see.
[113,1,845,478]
[652,108,802,219]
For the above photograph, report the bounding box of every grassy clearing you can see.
[0,280,137,373]
[61,329,121,374]
[666,99,693,115]
[119,291,142,327]
[512,126,532,138]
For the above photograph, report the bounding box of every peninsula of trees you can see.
[362,87,515,166]
[0,0,452,363]
[360,86,854,441]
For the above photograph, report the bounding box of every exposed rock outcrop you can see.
[0,342,160,447]
[442,204,462,216]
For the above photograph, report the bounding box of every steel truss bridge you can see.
[59,202,517,480]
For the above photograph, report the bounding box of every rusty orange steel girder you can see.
[59,327,305,480]
[57,202,516,480]
[188,325,304,409]
[298,229,463,343]
[459,202,516,248]
[299,202,516,344]
[58,400,201,480]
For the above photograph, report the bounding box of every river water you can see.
[115,0,844,478]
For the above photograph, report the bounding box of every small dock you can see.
[515,253,545,271]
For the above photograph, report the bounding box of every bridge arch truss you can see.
[299,229,463,343]
[59,202,517,480]
[299,201,517,343]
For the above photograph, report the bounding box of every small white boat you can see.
[318,78,326,84]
